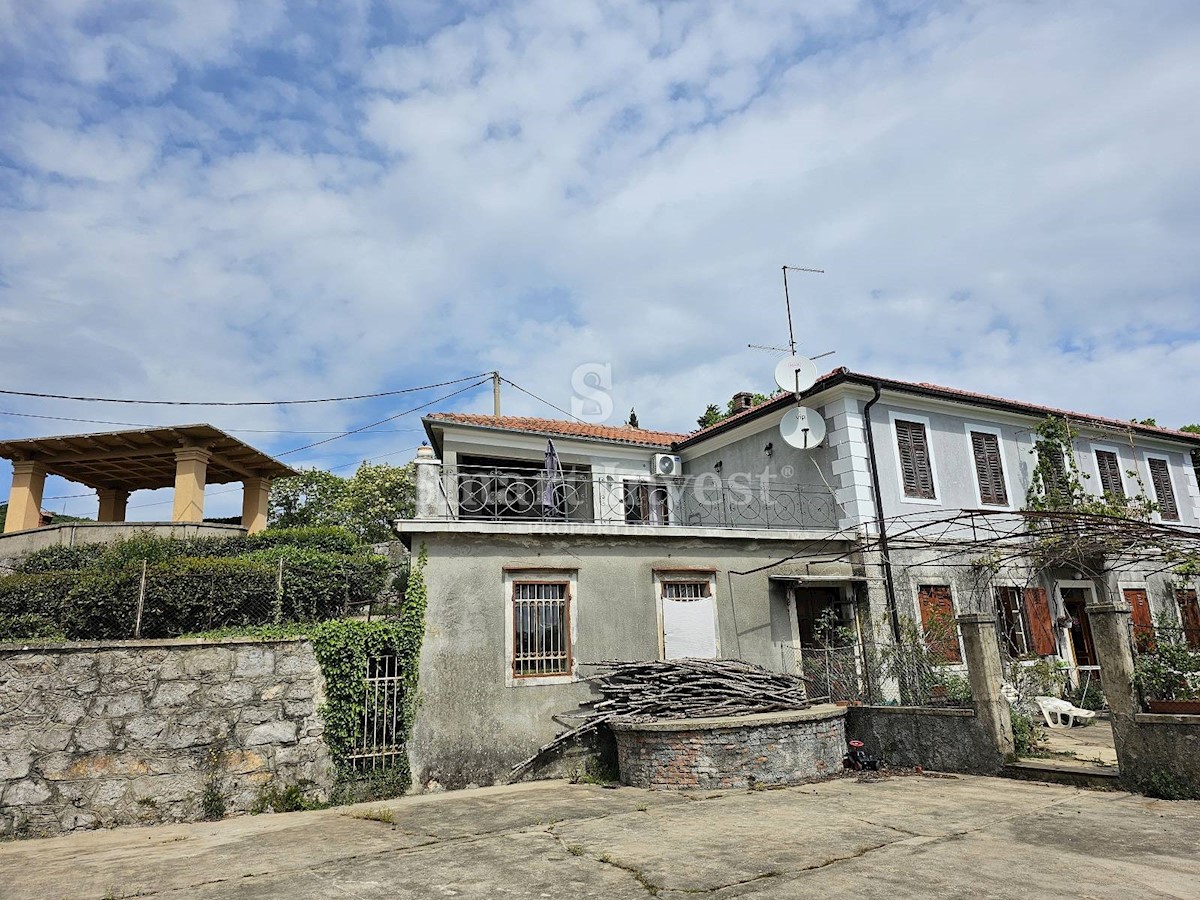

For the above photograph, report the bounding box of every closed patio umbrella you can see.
[542,439,567,520]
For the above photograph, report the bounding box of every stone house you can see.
[395,367,1200,788]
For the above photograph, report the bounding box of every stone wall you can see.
[845,706,1003,775]
[1115,713,1200,799]
[0,638,333,837]
[611,706,847,790]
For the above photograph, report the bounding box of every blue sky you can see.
[2,0,1200,520]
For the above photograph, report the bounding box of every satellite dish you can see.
[779,406,826,450]
[774,355,818,394]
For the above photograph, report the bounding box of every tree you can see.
[696,404,723,429]
[267,462,415,543]
[1180,424,1200,434]
[626,408,639,429]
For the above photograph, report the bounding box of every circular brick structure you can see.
[610,705,847,790]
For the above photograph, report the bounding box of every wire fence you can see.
[781,632,974,708]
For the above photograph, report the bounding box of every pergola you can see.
[0,424,297,535]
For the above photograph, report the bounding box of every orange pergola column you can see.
[97,488,129,523]
[4,460,47,533]
[172,447,211,523]
[241,476,272,534]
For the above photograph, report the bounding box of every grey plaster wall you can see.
[0,638,332,838]
[845,706,1003,775]
[407,529,859,791]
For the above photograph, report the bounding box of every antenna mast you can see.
[781,265,824,356]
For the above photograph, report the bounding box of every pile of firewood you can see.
[509,658,815,780]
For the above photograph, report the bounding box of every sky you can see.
[2,0,1199,520]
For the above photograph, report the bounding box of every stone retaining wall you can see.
[844,705,1002,775]
[0,638,333,837]
[1116,713,1200,798]
[611,706,847,790]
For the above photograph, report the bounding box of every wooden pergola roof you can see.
[0,424,298,492]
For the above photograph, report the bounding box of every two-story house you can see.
[395,367,1200,789]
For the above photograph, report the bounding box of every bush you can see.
[1132,633,1200,702]
[15,544,105,574]
[0,613,65,642]
[0,572,77,623]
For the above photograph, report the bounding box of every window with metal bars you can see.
[512,582,572,677]
[1147,458,1179,521]
[895,419,936,499]
[662,581,710,600]
[1095,449,1126,499]
[969,431,1007,506]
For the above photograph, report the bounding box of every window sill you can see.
[507,673,578,688]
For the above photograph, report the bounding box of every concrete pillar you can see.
[957,612,1016,761]
[414,448,447,520]
[96,488,129,523]
[172,447,211,523]
[4,460,48,534]
[1086,600,1140,787]
[241,476,272,534]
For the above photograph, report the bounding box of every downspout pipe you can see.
[863,381,903,644]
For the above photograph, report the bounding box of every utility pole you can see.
[492,371,501,417]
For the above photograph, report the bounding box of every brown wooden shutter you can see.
[1095,450,1126,499]
[1148,458,1179,520]
[896,420,935,499]
[1023,587,1057,656]
[917,585,961,663]
[1124,588,1154,652]
[970,431,1007,506]
[1177,589,1200,650]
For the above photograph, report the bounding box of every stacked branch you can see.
[509,658,814,781]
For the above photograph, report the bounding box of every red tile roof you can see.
[425,413,683,448]
[428,369,1200,452]
[679,368,1200,447]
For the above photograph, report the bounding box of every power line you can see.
[0,373,491,406]
[276,377,491,457]
[0,408,424,436]
[498,376,587,423]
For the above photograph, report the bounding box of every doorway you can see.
[1060,586,1097,667]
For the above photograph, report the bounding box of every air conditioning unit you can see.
[652,453,682,477]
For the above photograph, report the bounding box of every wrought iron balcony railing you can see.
[428,465,842,531]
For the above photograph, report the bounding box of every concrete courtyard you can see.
[1,775,1197,899]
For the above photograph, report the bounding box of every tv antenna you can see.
[781,265,823,356]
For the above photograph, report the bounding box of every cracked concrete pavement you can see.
[1,774,1198,899]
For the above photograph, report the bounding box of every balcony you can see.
[411,463,842,533]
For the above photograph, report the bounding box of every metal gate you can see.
[349,655,406,773]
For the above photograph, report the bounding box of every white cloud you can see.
[2,0,1200,519]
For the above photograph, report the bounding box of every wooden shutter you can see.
[896,420,935,499]
[1095,450,1126,499]
[1022,587,1057,656]
[1036,440,1068,498]
[970,431,1007,506]
[1148,458,1179,520]
[1177,589,1200,650]
[1124,588,1154,652]
[917,585,960,663]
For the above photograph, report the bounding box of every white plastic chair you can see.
[1034,696,1097,728]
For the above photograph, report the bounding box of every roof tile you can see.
[426,413,683,448]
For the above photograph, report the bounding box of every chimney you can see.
[731,391,755,411]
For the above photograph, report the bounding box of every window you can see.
[969,431,1008,506]
[994,586,1030,657]
[1147,458,1179,521]
[895,419,936,499]
[511,582,571,677]
[1034,439,1069,500]
[663,581,710,600]
[624,480,669,524]
[917,585,961,663]
[1177,589,1200,651]
[1095,450,1126,499]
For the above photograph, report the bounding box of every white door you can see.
[662,581,718,659]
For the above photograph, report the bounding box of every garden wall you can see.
[0,637,333,837]
[1114,713,1200,799]
[845,705,1004,775]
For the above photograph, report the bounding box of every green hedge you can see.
[0,528,392,641]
